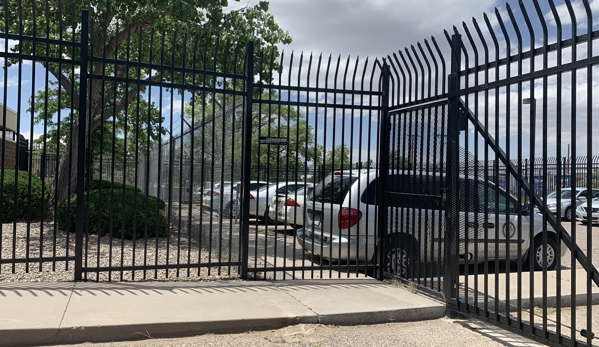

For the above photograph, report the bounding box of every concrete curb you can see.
[1,317,321,347]
[0,308,450,347]
[317,306,446,325]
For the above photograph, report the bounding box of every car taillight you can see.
[211,191,220,196]
[249,193,254,200]
[338,207,362,229]
[285,199,300,207]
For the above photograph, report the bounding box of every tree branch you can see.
[103,8,215,59]
[44,63,79,111]
[90,72,163,130]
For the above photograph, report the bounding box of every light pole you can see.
[523,97,536,200]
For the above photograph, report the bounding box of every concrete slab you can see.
[460,269,599,311]
[55,281,318,344]
[0,282,75,346]
[275,279,446,325]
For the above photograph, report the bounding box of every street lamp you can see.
[522,97,536,200]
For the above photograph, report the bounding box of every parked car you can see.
[576,198,599,225]
[202,181,232,209]
[268,184,314,226]
[219,181,270,217]
[248,182,311,223]
[545,188,599,221]
[297,170,566,278]
[192,182,212,202]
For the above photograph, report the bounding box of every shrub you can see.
[88,179,142,193]
[56,186,167,239]
[1,170,48,223]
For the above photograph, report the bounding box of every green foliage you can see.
[183,91,322,180]
[324,144,352,170]
[3,0,292,202]
[0,170,49,222]
[56,184,167,239]
[88,179,142,193]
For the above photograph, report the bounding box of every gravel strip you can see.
[0,220,240,282]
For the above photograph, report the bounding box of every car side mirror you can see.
[522,202,530,214]
[578,196,587,201]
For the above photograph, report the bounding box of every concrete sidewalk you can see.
[0,279,445,346]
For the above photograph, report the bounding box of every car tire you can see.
[564,207,572,221]
[531,237,557,271]
[223,201,240,219]
[264,206,276,225]
[385,233,419,279]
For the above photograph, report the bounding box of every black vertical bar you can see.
[240,41,254,279]
[74,9,89,281]
[375,62,390,281]
[445,33,461,308]
[564,1,577,342]
[582,1,593,346]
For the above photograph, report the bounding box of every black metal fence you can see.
[0,1,386,283]
[379,1,599,346]
[1,1,599,345]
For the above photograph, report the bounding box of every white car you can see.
[248,182,311,223]
[268,184,314,226]
[219,181,270,217]
[545,188,599,220]
[576,198,599,225]
[297,170,566,278]
[202,182,232,210]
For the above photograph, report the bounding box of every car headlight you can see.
[576,205,584,212]
[547,203,557,209]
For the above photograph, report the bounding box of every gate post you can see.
[376,62,390,281]
[240,41,255,279]
[444,33,462,311]
[74,10,89,281]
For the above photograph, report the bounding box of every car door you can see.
[469,180,524,262]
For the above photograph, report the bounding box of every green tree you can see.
[183,91,322,181]
[324,144,352,170]
[3,0,292,202]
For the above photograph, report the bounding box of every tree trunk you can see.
[51,132,80,204]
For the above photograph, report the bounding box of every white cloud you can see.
[0,39,18,53]
[0,76,28,88]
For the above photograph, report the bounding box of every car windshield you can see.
[311,174,359,204]
[547,190,579,199]
[259,183,277,192]
[294,186,313,197]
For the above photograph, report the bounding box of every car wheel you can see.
[223,201,240,219]
[564,207,572,221]
[531,237,557,271]
[386,234,418,279]
[264,206,276,225]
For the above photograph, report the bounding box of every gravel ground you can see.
[42,318,547,347]
[0,219,240,282]
[559,222,598,270]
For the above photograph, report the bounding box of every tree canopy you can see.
[2,0,292,201]
[182,91,322,182]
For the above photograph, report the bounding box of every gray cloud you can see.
[264,0,502,58]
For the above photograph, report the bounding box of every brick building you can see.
[0,103,28,171]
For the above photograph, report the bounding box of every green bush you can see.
[88,179,142,193]
[1,170,49,222]
[56,187,167,239]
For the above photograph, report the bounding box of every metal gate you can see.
[382,1,599,346]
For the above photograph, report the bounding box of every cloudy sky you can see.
[237,0,599,162]
[2,0,598,166]
[239,0,507,58]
